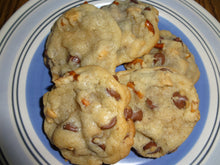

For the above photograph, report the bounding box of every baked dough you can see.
[117,67,200,158]
[102,0,160,65]
[44,4,121,81]
[125,30,200,84]
[43,66,135,165]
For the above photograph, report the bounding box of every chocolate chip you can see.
[81,98,90,107]
[63,123,78,132]
[144,6,151,11]
[130,0,138,4]
[92,138,106,151]
[159,68,172,72]
[143,141,161,154]
[113,75,119,81]
[101,117,117,130]
[146,98,157,110]
[153,53,165,65]
[69,55,81,64]
[127,81,135,89]
[124,107,133,120]
[143,141,157,150]
[173,37,182,42]
[131,110,143,122]
[128,58,143,66]
[106,88,121,101]
[172,92,188,109]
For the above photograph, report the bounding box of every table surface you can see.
[0,0,219,29]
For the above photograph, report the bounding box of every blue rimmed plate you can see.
[0,0,219,164]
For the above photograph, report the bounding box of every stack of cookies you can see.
[43,0,200,164]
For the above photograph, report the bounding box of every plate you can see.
[0,0,220,164]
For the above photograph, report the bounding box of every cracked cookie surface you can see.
[125,30,200,84]
[43,66,135,165]
[102,0,159,65]
[44,4,121,81]
[116,67,200,158]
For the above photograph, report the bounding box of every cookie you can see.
[125,30,200,84]
[44,4,121,81]
[43,66,135,165]
[116,67,200,158]
[102,0,159,65]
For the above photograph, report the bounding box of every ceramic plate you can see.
[0,0,220,164]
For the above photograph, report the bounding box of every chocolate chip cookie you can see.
[44,4,121,81]
[43,66,135,165]
[102,0,160,65]
[116,67,200,158]
[125,30,200,84]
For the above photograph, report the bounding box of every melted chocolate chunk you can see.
[63,123,78,132]
[153,53,165,65]
[131,110,143,122]
[130,0,138,4]
[106,88,121,101]
[172,92,188,109]
[69,55,81,64]
[124,107,133,120]
[101,117,117,130]
[146,98,157,110]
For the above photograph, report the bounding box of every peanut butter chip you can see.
[128,58,143,66]
[127,82,144,99]
[172,92,188,109]
[69,71,80,81]
[106,88,121,101]
[46,108,57,119]
[63,123,78,132]
[145,19,155,34]
[81,98,90,107]
[101,117,117,130]
[154,43,164,49]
